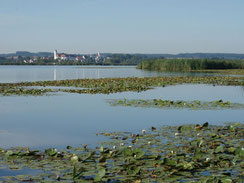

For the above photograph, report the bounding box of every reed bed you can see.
[137,59,244,71]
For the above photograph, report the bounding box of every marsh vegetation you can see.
[137,59,244,72]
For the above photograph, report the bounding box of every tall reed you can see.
[137,59,244,71]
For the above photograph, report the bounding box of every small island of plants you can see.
[0,76,244,96]
[108,99,244,110]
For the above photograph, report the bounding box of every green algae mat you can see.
[0,123,243,182]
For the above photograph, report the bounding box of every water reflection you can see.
[0,65,228,83]
[0,167,43,177]
[0,84,243,149]
[54,68,57,81]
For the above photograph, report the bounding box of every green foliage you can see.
[44,148,57,157]
[0,53,145,65]
[103,54,145,65]
[1,75,243,96]
[0,123,243,182]
[137,58,244,71]
[94,168,106,182]
[109,99,244,110]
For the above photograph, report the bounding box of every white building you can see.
[54,50,58,60]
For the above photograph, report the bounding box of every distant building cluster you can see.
[1,55,52,64]
[0,50,107,64]
[54,50,101,62]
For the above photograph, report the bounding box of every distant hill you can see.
[103,53,244,60]
[174,53,244,60]
[0,51,53,57]
[0,52,244,60]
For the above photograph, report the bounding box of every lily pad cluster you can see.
[0,86,55,96]
[191,69,244,75]
[0,123,243,182]
[0,76,244,96]
[108,99,244,110]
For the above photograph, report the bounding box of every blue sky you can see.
[0,0,243,54]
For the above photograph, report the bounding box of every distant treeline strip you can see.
[137,59,244,71]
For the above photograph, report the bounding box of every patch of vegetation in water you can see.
[137,58,244,71]
[0,76,244,96]
[0,87,56,96]
[191,69,244,75]
[0,123,243,182]
[108,99,244,110]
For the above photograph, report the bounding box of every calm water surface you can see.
[0,84,243,149]
[0,65,217,83]
[0,66,243,149]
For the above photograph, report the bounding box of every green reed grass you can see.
[137,59,244,71]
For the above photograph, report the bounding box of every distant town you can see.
[0,51,244,65]
[0,50,146,65]
[0,50,109,65]
[53,50,102,62]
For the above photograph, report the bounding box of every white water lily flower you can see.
[71,154,78,162]
[142,129,146,134]
[175,132,180,136]
[206,158,210,162]
[148,141,151,145]
[113,145,116,149]
[128,145,132,148]
[120,143,124,146]
[197,133,201,137]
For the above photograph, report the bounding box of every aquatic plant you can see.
[0,76,244,96]
[108,99,244,110]
[0,123,243,182]
[191,69,244,75]
[0,86,55,96]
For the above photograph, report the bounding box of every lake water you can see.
[0,65,218,83]
[0,66,243,149]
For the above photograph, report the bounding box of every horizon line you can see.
[1,51,244,55]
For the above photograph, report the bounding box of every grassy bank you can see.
[137,59,244,71]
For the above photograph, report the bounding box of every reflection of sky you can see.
[0,65,224,83]
[0,84,243,149]
[0,166,43,177]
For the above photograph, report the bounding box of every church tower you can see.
[54,50,58,60]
